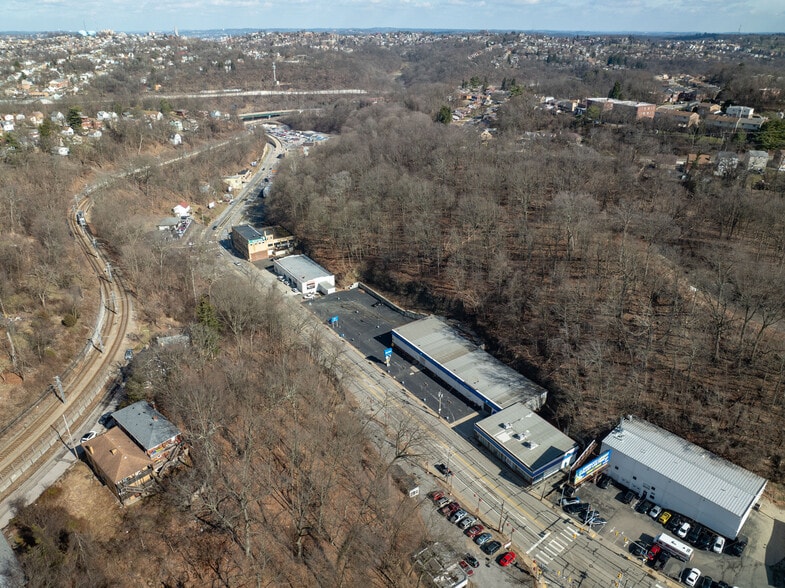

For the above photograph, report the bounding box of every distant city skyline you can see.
[2,0,784,35]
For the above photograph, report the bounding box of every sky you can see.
[2,0,784,34]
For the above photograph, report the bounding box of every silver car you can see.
[458,516,477,530]
[449,509,468,524]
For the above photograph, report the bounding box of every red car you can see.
[647,544,661,562]
[430,490,445,502]
[458,560,474,576]
[439,501,460,516]
[465,524,485,538]
[499,551,516,567]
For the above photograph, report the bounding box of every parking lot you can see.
[555,477,782,587]
[307,287,476,423]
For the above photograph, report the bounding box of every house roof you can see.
[83,427,153,484]
[112,401,181,452]
[602,417,766,518]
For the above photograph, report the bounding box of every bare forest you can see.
[4,30,785,586]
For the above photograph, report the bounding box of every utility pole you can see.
[105,262,113,283]
[62,414,76,453]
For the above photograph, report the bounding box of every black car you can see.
[665,514,683,533]
[435,463,453,476]
[728,535,748,556]
[629,542,648,558]
[687,524,703,545]
[698,576,713,588]
[596,473,611,489]
[696,529,715,550]
[481,540,502,556]
[621,490,636,504]
[655,550,671,570]
[564,502,589,515]
[716,582,731,588]
[635,499,652,514]
[464,555,480,568]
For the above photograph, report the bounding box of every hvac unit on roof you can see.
[502,422,512,430]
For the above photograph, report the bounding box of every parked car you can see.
[439,501,460,516]
[698,576,713,588]
[430,490,445,502]
[696,529,715,550]
[458,560,474,576]
[596,473,611,489]
[449,509,468,524]
[621,490,636,504]
[713,535,726,554]
[464,554,480,568]
[656,550,671,570]
[564,502,589,515]
[629,542,648,558]
[561,497,581,507]
[684,567,701,587]
[98,412,114,427]
[465,524,484,538]
[636,499,654,514]
[649,505,663,519]
[80,431,97,443]
[647,544,661,562]
[687,524,703,545]
[124,348,134,361]
[435,496,451,508]
[474,532,492,546]
[666,514,684,533]
[482,540,502,556]
[728,535,748,556]
[458,516,477,530]
[677,522,691,539]
[658,511,673,525]
[498,551,516,567]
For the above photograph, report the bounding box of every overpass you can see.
[239,109,315,122]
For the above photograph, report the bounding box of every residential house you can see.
[654,108,700,128]
[715,152,740,177]
[82,427,155,504]
[726,105,754,118]
[172,201,190,217]
[111,400,184,466]
[746,150,769,173]
[586,97,656,120]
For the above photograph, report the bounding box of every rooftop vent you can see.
[502,422,512,430]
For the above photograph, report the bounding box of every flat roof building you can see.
[601,416,766,539]
[273,254,335,295]
[231,224,294,262]
[392,316,547,413]
[475,403,577,484]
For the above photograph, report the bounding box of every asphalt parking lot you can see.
[557,479,780,587]
[307,287,476,423]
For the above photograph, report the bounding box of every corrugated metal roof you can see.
[274,254,332,282]
[603,417,766,517]
[393,316,547,410]
[112,401,181,452]
[475,403,576,472]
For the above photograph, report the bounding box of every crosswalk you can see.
[529,527,579,564]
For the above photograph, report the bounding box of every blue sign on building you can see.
[573,450,612,485]
[384,347,393,358]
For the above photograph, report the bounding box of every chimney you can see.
[87,446,94,455]
[110,448,118,455]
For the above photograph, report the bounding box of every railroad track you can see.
[0,191,134,501]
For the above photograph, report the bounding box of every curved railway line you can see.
[0,189,134,503]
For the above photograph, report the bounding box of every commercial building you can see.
[601,416,766,539]
[392,316,547,413]
[273,254,336,295]
[231,224,294,262]
[474,403,577,484]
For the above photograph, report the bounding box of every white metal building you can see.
[273,255,335,295]
[601,416,766,539]
[392,316,547,413]
[475,403,577,483]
